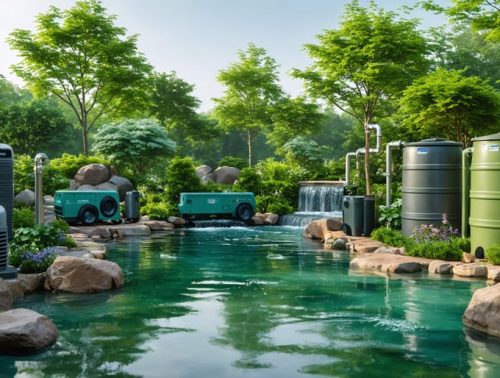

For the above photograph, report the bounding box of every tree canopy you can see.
[398,68,500,146]
[8,0,152,154]
[91,119,176,177]
[213,43,283,167]
[294,0,428,194]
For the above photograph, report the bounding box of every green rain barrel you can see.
[469,133,500,256]
[402,138,463,236]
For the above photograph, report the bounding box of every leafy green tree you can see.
[447,0,500,42]
[267,96,323,154]
[427,26,500,89]
[150,71,200,129]
[8,0,152,154]
[281,136,329,170]
[397,68,500,146]
[0,97,74,156]
[294,1,428,195]
[214,43,283,167]
[92,119,176,178]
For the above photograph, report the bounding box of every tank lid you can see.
[405,138,463,147]
[472,132,500,142]
[0,143,13,151]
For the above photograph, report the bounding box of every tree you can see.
[91,119,176,178]
[448,0,500,41]
[150,71,200,129]
[0,97,74,156]
[427,26,500,89]
[397,68,500,146]
[266,96,323,154]
[294,1,428,195]
[214,43,283,167]
[8,0,152,154]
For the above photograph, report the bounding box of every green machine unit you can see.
[463,132,500,257]
[54,190,120,225]
[178,192,256,221]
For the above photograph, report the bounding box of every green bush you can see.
[13,207,35,228]
[218,156,247,170]
[14,154,70,195]
[378,198,402,229]
[371,227,414,250]
[486,245,500,265]
[165,157,202,210]
[141,202,172,221]
[406,238,466,261]
[234,168,262,194]
[50,153,110,178]
[267,200,294,215]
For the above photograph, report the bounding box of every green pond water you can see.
[1,226,500,377]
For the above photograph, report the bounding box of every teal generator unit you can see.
[178,192,256,221]
[54,190,120,225]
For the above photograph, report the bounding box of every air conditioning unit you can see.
[54,190,120,225]
[0,205,16,279]
[0,144,14,240]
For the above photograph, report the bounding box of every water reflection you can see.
[1,227,499,377]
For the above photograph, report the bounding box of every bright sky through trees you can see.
[0,0,449,111]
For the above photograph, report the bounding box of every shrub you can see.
[266,200,294,215]
[18,247,57,274]
[141,201,174,221]
[406,239,465,261]
[165,157,202,209]
[486,245,500,265]
[50,153,110,178]
[412,214,460,243]
[13,207,35,228]
[378,198,402,229]
[234,168,262,194]
[218,156,247,170]
[371,227,414,250]
[14,154,69,195]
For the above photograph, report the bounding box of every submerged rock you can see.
[0,309,58,354]
[44,256,123,293]
[463,284,500,338]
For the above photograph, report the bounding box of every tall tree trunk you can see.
[82,123,89,155]
[364,121,371,196]
[247,129,252,167]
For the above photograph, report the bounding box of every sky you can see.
[0,0,450,112]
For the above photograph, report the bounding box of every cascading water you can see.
[279,182,344,227]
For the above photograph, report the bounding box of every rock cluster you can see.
[195,165,241,185]
[71,163,133,201]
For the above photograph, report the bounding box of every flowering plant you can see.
[411,214,460,243]
[19,247,57,274]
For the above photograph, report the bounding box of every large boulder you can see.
[463,284,500,338]
[108,176,134,201]
[44,256,124,293]
[14,189,35,207]
[95,181,119,192]
[0,309,58,354]
[77,184,98,191]
[0,278,13,311]
[304,218,343,241]
[74,164,111,186]
[214,166,240,185]
[195,165,213,178]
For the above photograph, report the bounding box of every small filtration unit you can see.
[401,138,463,235]
[463,132,500,256]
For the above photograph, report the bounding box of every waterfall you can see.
[298,185,343,212]
[279,182,344,227]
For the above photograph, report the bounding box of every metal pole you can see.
[34,153,49,225]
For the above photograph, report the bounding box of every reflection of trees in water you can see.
[11,235,197,377]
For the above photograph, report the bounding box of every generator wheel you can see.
[79,205,99,226]
[100,196,118,217]
[236,203,254,222]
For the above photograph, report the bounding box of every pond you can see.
[1,226,500,377]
